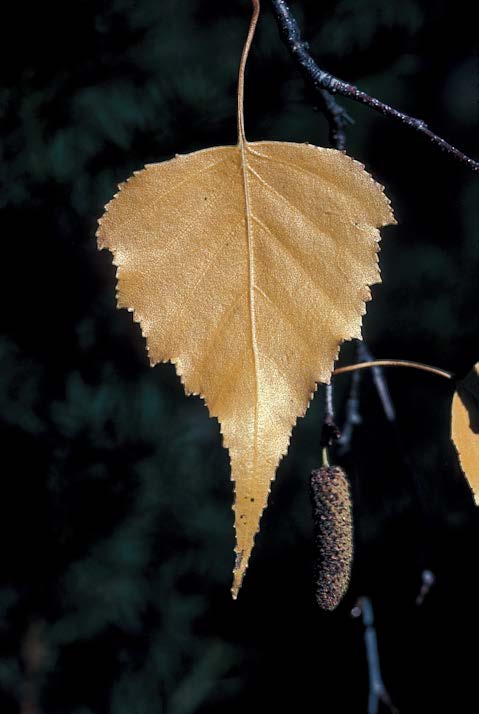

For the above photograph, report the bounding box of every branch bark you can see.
[356,341,396,423]
[269,0,479,172]
[352,598,400,714]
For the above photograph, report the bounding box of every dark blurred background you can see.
[1,1,478,712]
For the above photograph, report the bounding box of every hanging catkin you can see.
[310,466,353,610]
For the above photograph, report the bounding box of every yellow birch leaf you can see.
[96,0,396,597]
[451,363,479,504]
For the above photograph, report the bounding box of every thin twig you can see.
[352,598,399,714]
[315,90,353,151]
[268,0,353,149]
[333,359,453,380]
[269,0,479,173]
[416,569,436,607]
[337,342,363,454]
[321,382,341,447]
[357,342,396,422]
[325,382,334,419]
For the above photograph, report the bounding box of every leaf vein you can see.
[250,212,342,314]
[249,147,363,210]
[106,154,231,237]
[171,227,237,347]
[253,283,316,355]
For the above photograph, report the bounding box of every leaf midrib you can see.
[239,140,260,470]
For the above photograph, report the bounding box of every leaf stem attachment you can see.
[322,447,330,467]
[237,0,260,143]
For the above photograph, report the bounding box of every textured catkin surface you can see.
[97,140,394,596]
[310,466,353,610]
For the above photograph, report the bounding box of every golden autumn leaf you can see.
[451,362,479,504]
[96,0,396,597]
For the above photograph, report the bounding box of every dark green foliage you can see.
[0,0,478,712]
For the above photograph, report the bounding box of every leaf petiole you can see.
[333,359,453,380]
[322,447,330,467]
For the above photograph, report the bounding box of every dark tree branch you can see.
[311,84,353,151]
[338,342,363,454]
[357,342,396,423]
[416,569,436,607]
[321,382,341,448]
[352,598,400,714]
[269,0,479,172]
[338,340,396,454]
